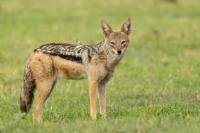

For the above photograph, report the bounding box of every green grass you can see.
[1,0,200,132]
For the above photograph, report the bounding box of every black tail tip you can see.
[20,97,30,113]
[20,102,28,113]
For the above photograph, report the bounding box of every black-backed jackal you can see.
[20,18,131,123]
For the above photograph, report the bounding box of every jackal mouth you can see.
[110,48,125,56]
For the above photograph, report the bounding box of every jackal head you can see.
[101,18,131,56]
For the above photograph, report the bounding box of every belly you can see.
[52,56,87,80]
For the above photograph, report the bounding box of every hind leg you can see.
[33,77,56,123]
[29,53,56,123]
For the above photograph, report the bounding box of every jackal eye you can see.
[121,40,126,44]
[110,41,115,44]
[121,40,127,47]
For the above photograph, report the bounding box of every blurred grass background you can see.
[0,0,200,132]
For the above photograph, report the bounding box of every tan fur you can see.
[21,18,131,123]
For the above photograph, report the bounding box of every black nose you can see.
[117,50,121,55]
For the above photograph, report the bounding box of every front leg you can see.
[88,80,98,120]
[98,83,106,119]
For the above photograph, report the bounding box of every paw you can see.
[90,111,96,120]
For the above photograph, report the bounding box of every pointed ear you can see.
[121,17,131,35]
[101,20,112,37]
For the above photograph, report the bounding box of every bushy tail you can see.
[20,63,35,113]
